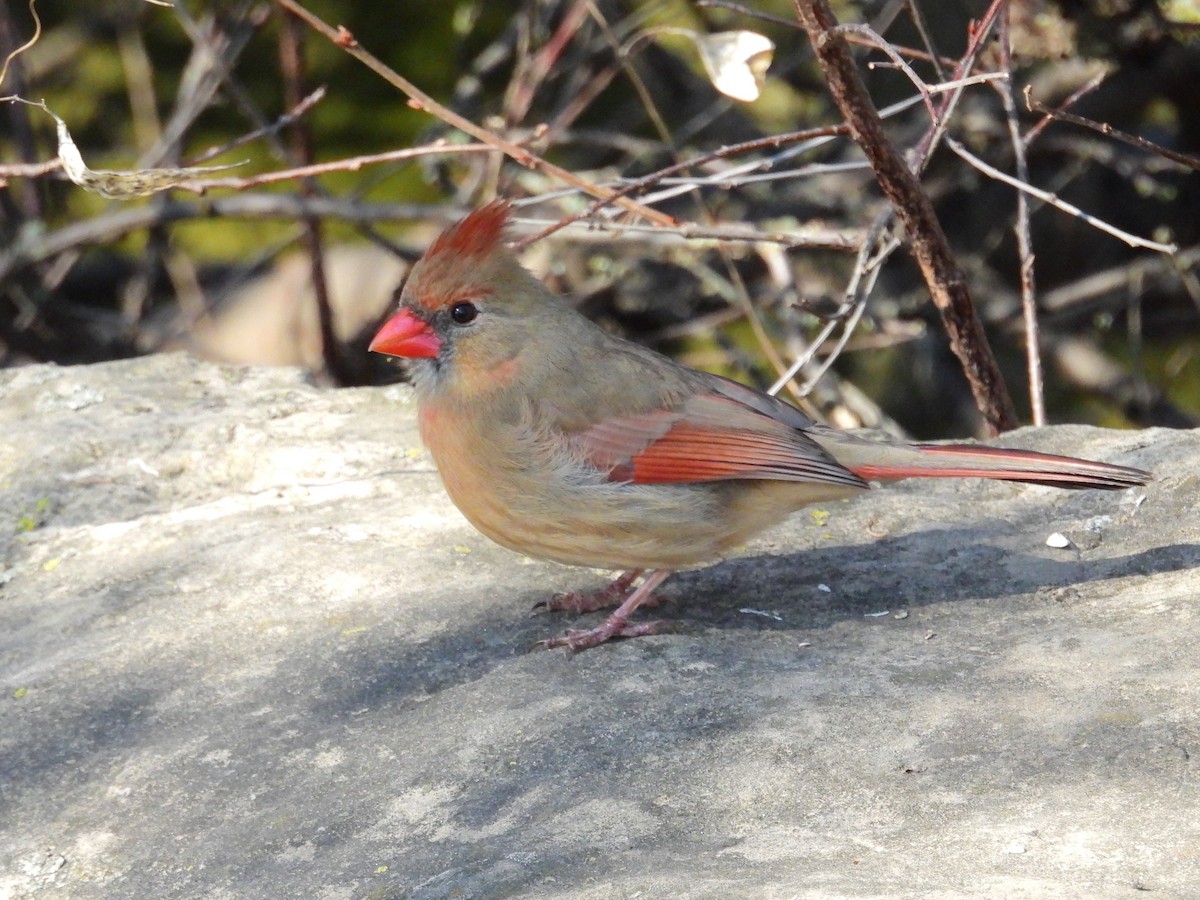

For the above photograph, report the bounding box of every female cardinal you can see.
[369,201,1149,652]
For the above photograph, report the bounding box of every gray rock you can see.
[0,354,1195,898]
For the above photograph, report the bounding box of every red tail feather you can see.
[849,443,1149,490]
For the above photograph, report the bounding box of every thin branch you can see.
[996,8,1044,425]
[830,24,941,125]
[140,4,266,169]
[187,85,327,164]
[278,3,349,385]
[0,196,864,290]
[0,157,61,178]
[1024,84,1200,172]
[503,0,590,126]
[532,217,864,251]
[793,0,1017,434]
[273,0,674,227]
[768,213,897,397]
[693,0,798,29]
[1039,244,1200,316]
[946,138,1179,253]
[0,0,39,91]
[902,0,946,82]
[1023,70,1108,147]
[179,142,498,192]
[0,198,437,284]
[908,0,1006,174]
[512,123,849,249]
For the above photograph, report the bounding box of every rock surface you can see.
[0,354,1196,899]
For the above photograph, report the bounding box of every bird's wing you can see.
[572,379,867,489]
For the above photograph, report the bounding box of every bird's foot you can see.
[537,569,644,613]
[534,569,676,653]
[537,616,670,653]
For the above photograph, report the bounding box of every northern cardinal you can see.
[370,201,1150,651]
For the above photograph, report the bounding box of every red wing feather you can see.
[574,395,866,490]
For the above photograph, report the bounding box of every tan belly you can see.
[418,404,861,570]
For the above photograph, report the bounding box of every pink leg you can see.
[541,569,642,613]
[538,569,675,653]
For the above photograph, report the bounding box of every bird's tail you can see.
[835,441,1150,491]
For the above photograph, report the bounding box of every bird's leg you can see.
[541,568,643,613]
[538,569,674,652]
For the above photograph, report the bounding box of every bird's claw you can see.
[531,589,609,613]
[539,585,669,615]
[541,585,625,614]
[535,618,669,654]
[535,569,646,614]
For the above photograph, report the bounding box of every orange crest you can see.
[424,199,513,266]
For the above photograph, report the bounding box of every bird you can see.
[369,200,1151,652]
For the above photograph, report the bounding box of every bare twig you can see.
[1024,84,1200,172]
[946,138,1178,253]
[504,0,590,126]
[0,0,45,216]
[140,4,266,169]
[768,212,898,397]
[512,123,850,249]
[529,216,864,251]
[830,24,941,125]
[0,0,39,91]
[1023,70,1108,147]
[0,157,60,178]
[793,0,1017,434]
[996,9,1044,425]
[902,0,946,82]
[0,195,861,292]
[116,13,162,151]
[278,3,351,385]
[179,142,499,192]
[187,85,327,165]
[0,197,438,285]
[273,0,674,227]
[1039,244,1200,316]
[693,0,798,29]
[908,0,1005,173]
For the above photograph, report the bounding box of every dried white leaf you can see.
[1045,532,1073,549]
[695,30,774,102]
[48,106,241,198]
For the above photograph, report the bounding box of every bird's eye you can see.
[449,301,479,325]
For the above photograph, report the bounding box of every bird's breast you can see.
[414,399,859,571]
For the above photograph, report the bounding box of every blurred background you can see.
[1,0,1197,437]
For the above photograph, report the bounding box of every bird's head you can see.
[370,200,551,401]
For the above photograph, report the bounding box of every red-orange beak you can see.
[369,309,441,358]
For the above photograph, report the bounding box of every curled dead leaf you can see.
[694,30,775,102]
[43,102,242,198]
